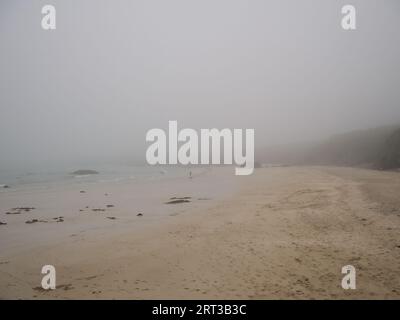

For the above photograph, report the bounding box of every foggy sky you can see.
[1,0,399,170]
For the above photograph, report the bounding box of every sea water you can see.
[0,164,201,193]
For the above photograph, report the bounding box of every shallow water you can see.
[0,164,204,193]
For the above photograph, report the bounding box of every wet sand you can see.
[1,166,400,299]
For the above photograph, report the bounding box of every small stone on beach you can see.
[165,199,191,204]
[25,219,38,224]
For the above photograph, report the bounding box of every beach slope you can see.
[1,166,399,299]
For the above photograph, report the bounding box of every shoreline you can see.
[0,166,240,256]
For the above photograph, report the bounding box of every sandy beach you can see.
[1,166,400,299]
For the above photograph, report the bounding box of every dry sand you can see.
[0,166,400,299]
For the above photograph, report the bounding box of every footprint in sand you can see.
[57,284,74,291]
[33,283,74,292]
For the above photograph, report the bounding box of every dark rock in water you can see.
[106,205,114,208]
[71,170,99,175]
[6,207,35,214]
[13,207,35,211]
[170,196,191,200]
[25,219,38,224]
[80,190,86,193]
[92,208,105,212]
[107,216,116,220]
[165,199,191,204]
[0,221,7,225]
[3,185,9,188]
[137,213,143,216]
[26,219,47,224]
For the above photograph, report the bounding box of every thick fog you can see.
[1,0,399,171]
